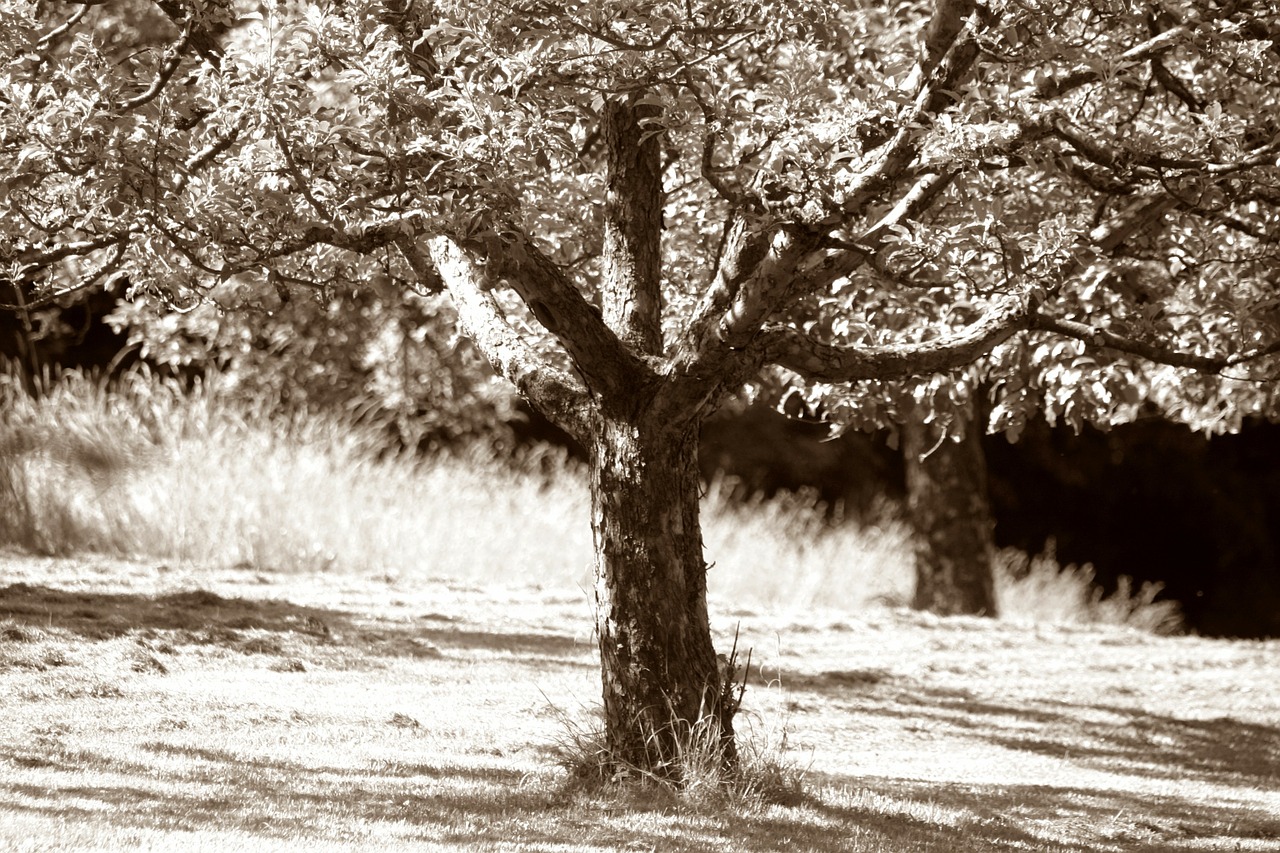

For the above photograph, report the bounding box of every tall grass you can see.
[0,367,1178,630]
[0,367,591,580]
[701,481,915,613]
[995,543,1183,634]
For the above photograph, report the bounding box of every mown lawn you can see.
[2,552,1277,852]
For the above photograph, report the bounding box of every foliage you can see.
[4,0,1278,440]
[106,276,521,450]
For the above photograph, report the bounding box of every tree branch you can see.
[794,169,958,296]
[152,0,226,70]
[174,111,247,193]
[461,229,646,400]
[1020,26,1189,100]
[273,123,336,225]
[14,232,133,281]
[0,242,128,312]
[1033,316,1280,372]
[36,4,92,53]
[674,215,775,357]
[842,14,982,216]
[667,215,831,399]
[118,25,193,112]
[423,236,593,440]
[1049,115,1277,182]
[755,289,1038,382]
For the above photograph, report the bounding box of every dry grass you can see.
[0,368,1180,630]
[0,554,1277,852]
[995,544,1185,634]
[0,368,592,579]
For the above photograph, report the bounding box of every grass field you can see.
[1,553,1278,852]
[1,371,1274,850]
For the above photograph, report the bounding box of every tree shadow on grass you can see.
[789,668,1280,792]
[0,740,1048,851]
[775,671,1280,848]
[804,773,1280,852]
[3,584,1275,849]
[0,581,589,664]
[3,736,1276,852]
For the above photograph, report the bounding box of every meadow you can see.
[0,371,1276,851]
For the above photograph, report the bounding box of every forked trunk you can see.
[904,413,999,616]
[589,412,736,775]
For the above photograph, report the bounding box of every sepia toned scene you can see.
[2,0,1279,849]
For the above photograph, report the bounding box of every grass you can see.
[544,699,808,812]
[0,555,1277,852]
[0,366,1180,630]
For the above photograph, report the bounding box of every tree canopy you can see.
[6,0,1280,442]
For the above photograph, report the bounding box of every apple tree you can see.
[5,0,1280,776]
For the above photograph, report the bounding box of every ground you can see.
[0,550,1277,852]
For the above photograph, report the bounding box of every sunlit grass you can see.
[0,555,1275,853]
[0,367,593,581]
[0,366,1177,629]
[995,543,1184,634]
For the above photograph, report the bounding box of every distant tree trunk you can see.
[1,281,42,396]
[589,408,736,774]
[903,408,998,616]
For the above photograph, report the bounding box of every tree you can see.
[903,402,998,615]
[6,0,1280,777]
[108,272,522,450]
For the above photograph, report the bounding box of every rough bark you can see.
[903,410,999,616]
[589,408,736,774]
[600,98,663,355]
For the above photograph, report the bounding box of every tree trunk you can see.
[903,410,999,616]
[589,409,736,775]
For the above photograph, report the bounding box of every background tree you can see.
[107,276,521,450]
[6,0,1280,778]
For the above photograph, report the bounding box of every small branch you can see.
[1151,56,1202,112]
[792,170,957,297]
[36,4,91,53]
[755,289,1037,382]
[153,0,226,70]
[687,83,745,205]
[1147,10,1202,113]
[1052,116,1279,181]
[273,123,336,224]
[16,232,132,276]
[840,10,983,217]
[1,241,128,312]
[1033,316,1280,372]
[1022,26,1189,100]
[118,26,193,112]
[174,112,246,193]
